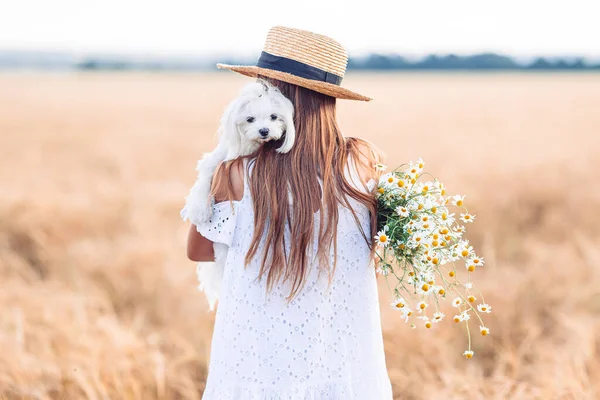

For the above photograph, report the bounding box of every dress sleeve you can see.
[180,192,238,247]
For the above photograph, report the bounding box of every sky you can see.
[1,0,599,58]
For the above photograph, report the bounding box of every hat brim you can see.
[216,64,372,102]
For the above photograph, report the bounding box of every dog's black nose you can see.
[259,128,269,137]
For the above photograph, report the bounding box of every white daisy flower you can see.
[463,350,474,359]
[477,303,492,313]
[405,164,420,178]
[416,301,428,312]
[391,297,407,309]
[432,311,445,323]
[457,241,474,258]
[401,307,414,322]
[418,315,433,329]
[460,310,471,321]
[374,226,389,247]
[480,326,490,336]
[464,281,473,290]
[414,158,425,171]
[452,195,466,207]
[395,206,409,218]
[452,297,463,308]
[381,173,397,186]
[440,212,455,225]
[470,256,485,267]
[460,213,475,223]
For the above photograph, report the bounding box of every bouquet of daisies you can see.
[374,159,491,358]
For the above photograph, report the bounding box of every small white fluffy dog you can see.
[181,79,295,310]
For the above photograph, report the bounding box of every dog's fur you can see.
[181,80,295,310]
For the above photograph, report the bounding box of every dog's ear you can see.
[218,95,245,160]
[276,95,296,154]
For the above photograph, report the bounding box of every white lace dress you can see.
[185,161,393,399]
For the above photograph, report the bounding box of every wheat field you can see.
[1,72,599,399]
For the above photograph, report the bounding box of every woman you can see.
[185,26,393,399]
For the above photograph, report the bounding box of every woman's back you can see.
[185,26,393,398]
[199,158,392,398]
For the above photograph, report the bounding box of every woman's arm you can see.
[186,160,245,262]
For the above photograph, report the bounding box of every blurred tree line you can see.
[347,53,598,70]
[75,53,599,71]
[1,50,598,71]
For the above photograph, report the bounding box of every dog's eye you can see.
[246,117,255,123]
[270,114,278,121]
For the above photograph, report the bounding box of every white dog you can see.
[181,79,295,310]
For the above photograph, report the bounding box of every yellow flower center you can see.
[422,284,429,291]
[432,240,439,247]
[481,330,488,336]
[408,271,414,277]
[378,187,385,194]
[380,235,387,243]
[464,215,470,220]
[418,163,424,169]
[449,271,455,277]
[396,303,404,308]
[481,307,487,311]
[461,250,469,257]
[433,234,439,240]
[422,186,429,193]
[438,288,445,295]
[468,296,475,303]
[416,237,421,242]
[399,244,405,250]
[441,189,446,196]
[417,204,424,210]
[397,180,405,187]
[473,259,480,264]
[411,168,417,174]
[411,178,416,184]
[468,265,475,272]
[441,228,449,235]
[453,316,460,323]
[387,177,394,183]
[419,303,426,310]
[422,216,429,222]
[456,200,463,206]
[465,352,473,359]
[441,241,447,247]
[407,311,413,316]
[432,257,439,265]
[425,322,432,329]
[442,213,447,220]
[431,207,437,213]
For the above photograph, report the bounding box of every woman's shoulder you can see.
[211,158,245,203]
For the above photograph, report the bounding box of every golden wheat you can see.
[1,72,599,399]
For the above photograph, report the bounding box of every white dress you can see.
[188,160,393,399]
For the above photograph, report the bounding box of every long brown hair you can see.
[240,77,382,300]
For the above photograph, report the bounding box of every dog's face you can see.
[236,94,289,145]
[220,80,296,157]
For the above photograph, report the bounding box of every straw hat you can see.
[217,26,371,101]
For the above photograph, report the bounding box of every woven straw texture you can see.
[217,26,371,101]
